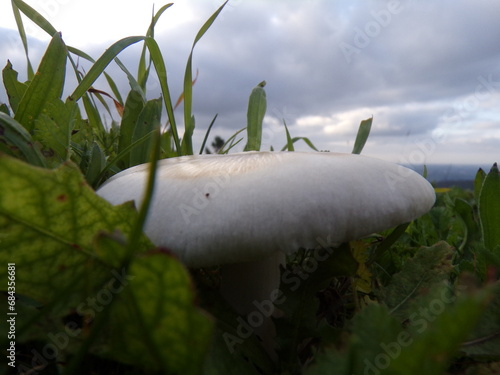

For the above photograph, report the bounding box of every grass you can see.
[0,1,499,374]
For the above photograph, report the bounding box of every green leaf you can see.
[2,60,28,113]
[244,81,267,151]
[14,32,67,132]
[181,115,196,155]
[475,167,487,203]
[107,251,214,374]
[376,241,455,321]
[137,3,174,90]
[283,120,294,151]
[454,198,481,252]
[199,114,218,154]
[118,89,146,167]
[129,98,162,166]
[183,1,227,156]
[33,99,77,165]
[0,155,214,373]
[0,154,151,303]
[461,285,500,359]
[479,163,500,253]
[351,117,372,154]
[387,284,490,375]
[11,0,35,79]
[0,112,46,167]
[69,36,144,102]
[12,0,58,38]
[309,284,491,375]
[143,37,181,154]
[85,141,107,186]
[279,136,320,152]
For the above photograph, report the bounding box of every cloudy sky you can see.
[1,0,500,166]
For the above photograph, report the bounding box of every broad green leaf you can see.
[130,98,162,166]
[387,284,490,375]
[454,198,481,252]
[479,163,500,253]
[461,285,500,359]
[351,117,372,154]
[118,89,146,167]
[0,154,152,303]
[0,155,214,373]
[85,141,107,186]
[14,32,67,132]
[106,251,213,374]
[309,285,491,375]
[33,99,76,165]
[0,111,46,166]
[244,81,267,151]
[376,241,455,321]
[2,60,28,113]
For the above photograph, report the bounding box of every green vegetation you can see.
[0,1,499,374]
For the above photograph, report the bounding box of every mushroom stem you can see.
[219,251,286,358]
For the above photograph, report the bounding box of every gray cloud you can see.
[1,1,500,164]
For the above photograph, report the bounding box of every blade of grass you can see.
[128,127,162,256]
[351,117,372,154]
[283,119,294,151]
[368,222,410,265]
[12,0,57,37]
[94,130,159,188]
[69,36,145,102]
[474,168,487,203]
[183,1,228,155]
[198,114,218,154]
[138,3,174,89]
[114,57,146,102]
[11,0,34,79]
[142,37,181,154]
[244,81,267,151]
[479,163,500,253]
[130,98,162,166]
[279,136,319,151]
[221,128,246,154]
[14,32,67,132]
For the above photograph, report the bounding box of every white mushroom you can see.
[96,151,435,354]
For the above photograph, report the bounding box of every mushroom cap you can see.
[97,151,435,267]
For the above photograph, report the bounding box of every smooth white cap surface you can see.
[97,152,435,267]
